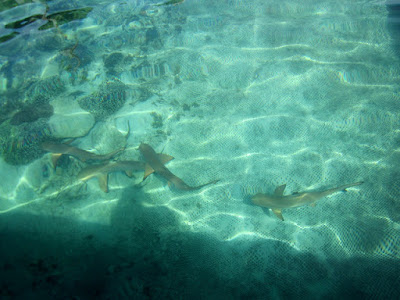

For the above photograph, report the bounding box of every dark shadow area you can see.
[0,186,399,299]
[387,0,400,56]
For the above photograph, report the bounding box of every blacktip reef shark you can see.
[139,143,219,191]
[42,121,130,168]
[41,141,124,169]
[77,160,146,192]
[251,181,364,221]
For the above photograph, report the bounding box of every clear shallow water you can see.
[0,0,400,298]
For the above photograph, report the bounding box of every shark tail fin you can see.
[190,179,220,190]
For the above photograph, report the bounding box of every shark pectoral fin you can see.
[98,173,109,193]
[125,170,134,178]
[274,184,286,196]
[50,153,63,169]
[143,164,155,180]
[272,209,284,221]
[158,153,174,164]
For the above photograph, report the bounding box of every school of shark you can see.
[0,0,365,223]
[40,137,363,221]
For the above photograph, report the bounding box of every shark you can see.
[41,141,123,168]
[139,143,219,191]
[77,160,146,192]
[251,181,364,221]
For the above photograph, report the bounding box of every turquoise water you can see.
[0,0,400,298]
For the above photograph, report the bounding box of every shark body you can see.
[139,143,219,191]
[41,141,123,168]
[77,160,145,192]
[251,181,363,221]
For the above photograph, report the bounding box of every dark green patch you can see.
[0,0,35,13]
[156,129,166,136]
[103,52,130,75]
[5,14,43,29]
[38,8,93,31]
[146,28,159,43]
[151,112,163,128]
[3,7,93,31]
[0,32,19,44]
[137,87,152,102]
[104,52,124,70]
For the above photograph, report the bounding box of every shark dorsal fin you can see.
[143,163,155,180]
[272,209,284,221]
[274,184,286,196]
[98,173,109,193]
[158,153,174,164]
[63,139,76,145]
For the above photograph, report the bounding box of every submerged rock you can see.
[0,76,63,164]
[58,41,93,72]
[103,52,134,76]
[10,102,54,125]
[78,80,127,120]
[25,76,65,99]
[0,119,52,165]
